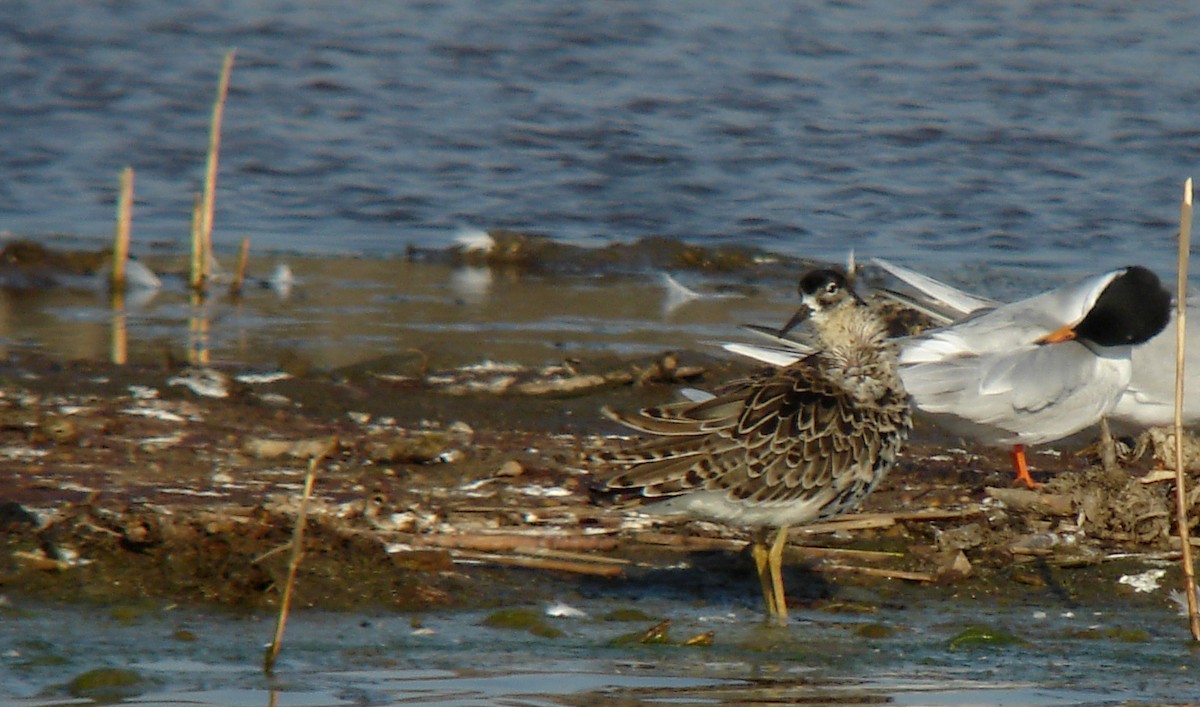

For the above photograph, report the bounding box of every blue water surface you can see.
[2,1,1198,295]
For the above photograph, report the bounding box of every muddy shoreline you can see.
[0,339,1192,618]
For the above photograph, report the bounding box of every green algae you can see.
[481,608,563,638]
[855,623,895,639]
[1066,627,1152,643]
[600,607,658,622]
[65,667,145,700]
[948,625,1026,649]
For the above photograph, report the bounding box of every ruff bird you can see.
[599,269,911,624]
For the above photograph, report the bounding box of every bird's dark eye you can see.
[825,282,839,295]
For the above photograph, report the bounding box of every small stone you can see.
[367,432,451,464]
[42,417,79,445]
[496,460,524,477]
[936,522,984,551]
[242,436,335,459]
[434,449,464,464]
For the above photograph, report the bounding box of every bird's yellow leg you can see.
[768,526,791,624]
[751,532,775,620]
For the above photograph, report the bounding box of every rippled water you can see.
[3,1,1200,292]
[4,595,1199,705]
[4,9,1200,703]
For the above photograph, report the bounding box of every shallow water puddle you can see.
[4,595,1198,705]
[0,255,793,370]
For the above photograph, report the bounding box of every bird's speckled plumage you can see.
[598,269,911,623]
[720,260,1174,489]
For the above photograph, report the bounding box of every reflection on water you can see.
[109,290,128,366]
[0,256,798,370]
[187,290,212,366]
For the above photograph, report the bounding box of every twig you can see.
[1173,177,1199,640]
[620,508,982,543]
[11,550,72,572]
[449,550,625,577]
[795,507,984,535]
[200,49,236,286]
[629,532,747,552]
[788,545,904,563]
[111,166,134,293]
[795,516,896,534]
[263,436,337,675]
[985,486,1074,515]
[628,531,900,563]
[813,564,936,583]
[415,532,619,553]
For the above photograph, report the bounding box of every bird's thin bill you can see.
[778,305,812,337]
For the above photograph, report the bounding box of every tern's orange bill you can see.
[1036,323,1077,344]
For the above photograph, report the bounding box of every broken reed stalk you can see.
[189,193,204,291]
[200,49,236,284]
[263,437,337,675]
[111,166,134,292]
[1173,177,1199,640]
[110,293,128,366]
[230,236,251,297]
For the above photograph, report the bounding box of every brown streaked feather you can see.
[597,267,911,538]
[601,349,910,520]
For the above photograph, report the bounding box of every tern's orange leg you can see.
[1009,444,1041,489]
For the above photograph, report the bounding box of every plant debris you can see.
[0,348,1194,614]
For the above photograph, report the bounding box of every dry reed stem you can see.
[789,506,983,536]
[189,193,204,290]
[111,166,134,292]
[110,293,127,366]
[200,49,236,284]
[416,532,619,553]
[816,564,936,583]
[1173,177,1199,640]
[263,436,337,675]
[449,550,625,577]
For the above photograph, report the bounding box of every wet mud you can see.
[0,237,1194,630]
[0,342,1192,618]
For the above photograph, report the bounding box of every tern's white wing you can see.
[900,268,1125,364]
[901,341,1131,445]
[893,267,1134,446]
[1110,308,1200,428]
[721,342,805,367]
[871,257,997,317]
